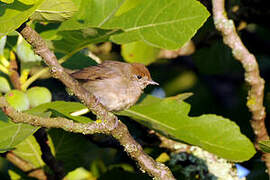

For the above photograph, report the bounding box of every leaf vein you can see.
[126,15,202,32]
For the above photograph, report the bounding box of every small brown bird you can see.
[70,60,158,111]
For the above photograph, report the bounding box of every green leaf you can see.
[58,0,209,50]
[0,110,38,153]
[65,167,94,180]
[13,135,44,168]
[163,71,197,96]
[62,52,97,70]
[6,113,51,167]
[259,140,270,153]
[104,0,210,49]
[18,0,36,5]
[0,0,14,4]
[16,35,42,62]
[26,101,92,123]
[0,0,45,36]
[51,29,116,54]
[90,159,107,178]
[48,129,116,172]
[31,0,78,22]
[39,1,121,54]
[118,95,256,161]
[8,164,33,179]
[8,170,21,180]
[114,0,143,16]
[59,0,126,30]
[121,41,160,65]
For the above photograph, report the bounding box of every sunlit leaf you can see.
[59,0,125,30]
[118,95,256,161]
[58,0,209,50]
[0,110,38,153]
[0,0,14,4]
[13,135,44,168]
[51,29,116,54]
[0,0,45,36]
[18,0,36,5]
[104,0,210,49]
[31,0,77,22]
[16,35,42,62]
[121,41,160,65]
[26,101,92,123]
[114,0,143,16]
[65,167,95,180]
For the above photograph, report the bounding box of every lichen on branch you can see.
[212,0,270,174]
[12,23,176,180]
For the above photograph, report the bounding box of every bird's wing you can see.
[70,61,119,81]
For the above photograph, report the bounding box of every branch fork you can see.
[0,22,178,180]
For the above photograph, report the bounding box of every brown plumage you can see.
[70,60,158,111]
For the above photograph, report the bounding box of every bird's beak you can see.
[147,80,159,85]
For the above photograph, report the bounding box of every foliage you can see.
[0,0,268,179]
[259,140,270,153]
[119,95,255,161]
[0,110,38,153]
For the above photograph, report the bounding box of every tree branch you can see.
[14,23,175,179]
[212,0,270,174]
[3,151,47,180]
[0,97,112,134]
[34,128,66,180]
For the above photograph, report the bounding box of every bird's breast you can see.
[82,78,142,111]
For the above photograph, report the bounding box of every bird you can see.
[70,60,158,111]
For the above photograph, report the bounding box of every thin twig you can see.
[34,128,66,180]
[21,49,78,91]
[15,23,175,179]
[2,51,49,179]
[3,151,47,180]
[8,52,21,90]
[0,96,174,179]
[0,98,109,134]
[212,0,270,174]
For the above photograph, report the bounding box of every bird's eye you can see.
[137,75,142,79]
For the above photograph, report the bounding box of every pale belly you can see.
[95,88,141,111]
[83,79,142,111]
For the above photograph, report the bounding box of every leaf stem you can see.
[3,151,47,180]
[21,49,77,91]
[20,69,30,89]
[21,67,48,91]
